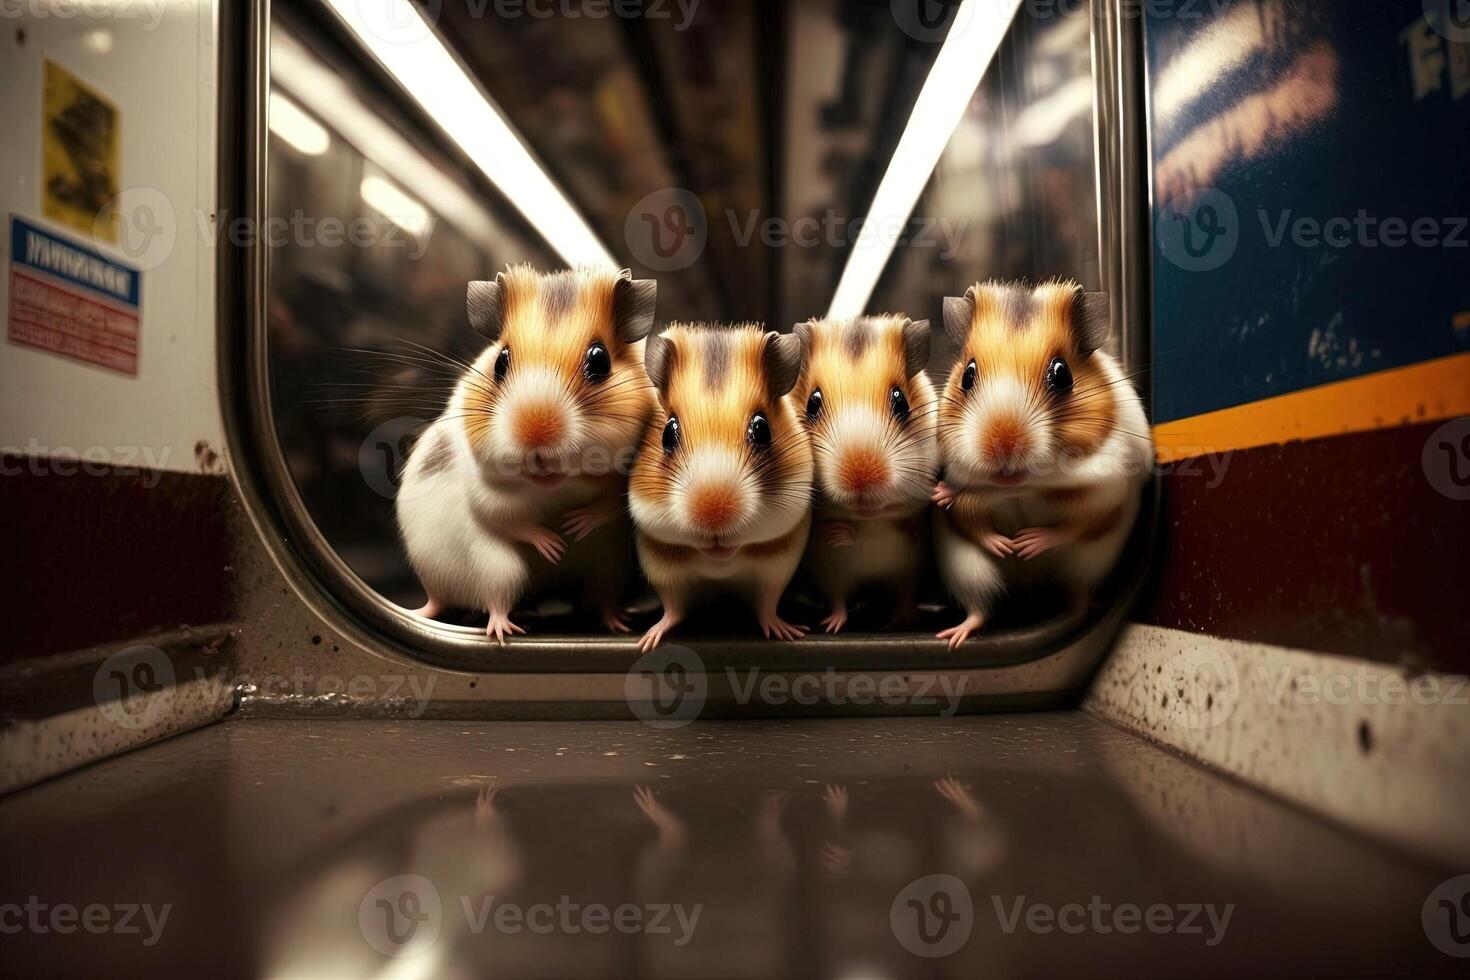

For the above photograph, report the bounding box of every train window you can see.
[251,0,1145,667]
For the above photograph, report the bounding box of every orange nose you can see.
[514,403,564,451]
[838,448,887,495]
[690,485,738,533]
[984,418,1029,463]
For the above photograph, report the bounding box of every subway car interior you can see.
[1,0,1468,976]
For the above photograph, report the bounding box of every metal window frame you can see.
[215,0,1157,709]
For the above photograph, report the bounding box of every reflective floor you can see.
[0,714,1453,978]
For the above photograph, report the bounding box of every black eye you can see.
[889,385,910,425]
[747,412,772,449]
[1045,355,1074,396]
[806,388,823,422]
[961,359,977,392]
[584,341,611,382]
[494,346,511,382]
[662,415,680,454]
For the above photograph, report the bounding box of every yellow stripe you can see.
[1152,352,1470,463]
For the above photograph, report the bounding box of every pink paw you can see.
[759,613,808,642]
[1013,526,1066,560]
[486,612,526,645]
[821,606,849,634]
[936,613,986,650]
[981,533,1015,559]
[932,480,958,509]
[562,504,613,542]
[525,526,566,564]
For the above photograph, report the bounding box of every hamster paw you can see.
[758,613,808,642]
[981,532,1016,559]
[824,520,857,547]
[936,613,986,650]
[1013,526,1066,560]
[524,526,566,564]
[562,502,615,542]
[932,480,958,509]
[410,598,443,620]
[820,604,849,634]
[601,607,633,634]
[637,613,681,652]
[485,612,526,645]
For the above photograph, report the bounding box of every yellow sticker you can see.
[42,60,120,243]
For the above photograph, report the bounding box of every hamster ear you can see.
[613,271,657,343]
[901,318,931,378]
[467,273,506,341]
[1073,290,1111,356]
[942,286,977,346]
[645,332,674,393]
[763,331,804,398]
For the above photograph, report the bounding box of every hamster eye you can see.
[747,412,773,450]
[889,385,910,425]
[806,388,823,422]
[661,415,680,454]
[494,346,511,382]
[584,341,611,382]
[961,359,977,393]
[1044,355,1074,397]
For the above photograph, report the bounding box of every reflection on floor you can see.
[0,714,1454,978]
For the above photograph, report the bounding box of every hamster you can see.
[931,280,1152,648]
[629,324,814,651]
[395,265,658,642]
[791,315,939,633]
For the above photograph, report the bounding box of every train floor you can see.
[0,713,1449,978]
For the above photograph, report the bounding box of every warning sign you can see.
[7,215,141,375]
[43,60,120,243]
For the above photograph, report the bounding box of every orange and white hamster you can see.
[932,281,1152,648]
[395,265,658,642]
[791,315,938,632]
[629,324,813,650]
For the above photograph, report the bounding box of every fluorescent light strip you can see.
[268,91,331,156]
[322,0,615,269]
[272,30,502,249]
[827,0,1021,319]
